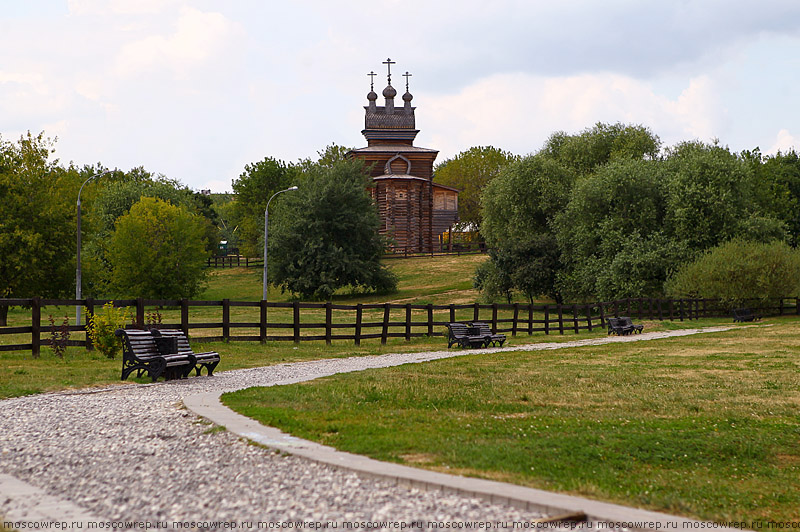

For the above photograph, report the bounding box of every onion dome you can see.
[383,84,397,99]
[367,90,378,102]
[402,90,413,103]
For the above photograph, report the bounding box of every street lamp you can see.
[76,169,111,326]
[263,186,298,301]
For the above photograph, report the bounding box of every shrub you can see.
[665,239,800,307]
[47,315,70,359]
[86,302,131,359]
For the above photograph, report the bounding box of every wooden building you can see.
[349,60,459,253]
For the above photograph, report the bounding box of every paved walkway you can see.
[1,327,743,530]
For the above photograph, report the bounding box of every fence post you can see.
[260,300,268,343]
[557,304,564,335]
[512,304,519,337]
[679,299,684,321]
[325,302,332,345]
[473,303,480,323]
[427,304,434,337]
[779,298,784,316]
[181,299,190,337]
[586,304,593,332]
[222,299,230,341]
[572,304,579,334]
[405,304,412,341]
[669,299,674,321]
[528,304,533,336]
[355,303,363,346]
[599,302,606,328]
[491,304,498,333]
[136,297,145,328]
[449,304,455,324]
[85,298,95,350]
[381,304,390,345]
[544,305,550,335]
[293,301,300,343]
[31,297,41,359]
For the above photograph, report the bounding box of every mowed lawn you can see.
[223,319,800,523]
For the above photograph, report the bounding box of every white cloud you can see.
[420,72,727,160]
[68,0,180,15]
[113,7,237,78]
[767,129,799,154]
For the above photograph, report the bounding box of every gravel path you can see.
[0,327,735,525]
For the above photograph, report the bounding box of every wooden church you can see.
[349,59,459,254]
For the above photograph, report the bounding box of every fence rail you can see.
[1,297,797,357]
[206,256,262,268]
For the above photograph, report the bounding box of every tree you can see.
[665,239,800,307]
[433,146,518,230]
[107,197,210,299]
[84,172,215,297]
[268,159,397,300]
[479,154,576,302]
[554,159,680,300]
[230,157,296,257]
[541,122,661,176]
[663,141,785,253]
[746,148,800,247]
[0,132,78,325]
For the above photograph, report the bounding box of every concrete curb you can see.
[0,473,101,525]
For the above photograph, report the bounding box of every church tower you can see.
[349,59,459,253]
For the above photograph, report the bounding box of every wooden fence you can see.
[1,296,797,357]
[206,256,262,268]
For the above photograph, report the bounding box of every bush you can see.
[86,302,131,359]
[665,239,800,307]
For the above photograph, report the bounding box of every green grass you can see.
[198,254,488,303]
[222,318,800,523]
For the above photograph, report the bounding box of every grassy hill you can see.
[199,254,489,304]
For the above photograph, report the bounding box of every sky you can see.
[2,0,800,193]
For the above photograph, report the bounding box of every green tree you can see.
[107,197,210,299]
[541,122,661,176]
[554,159,681,300]
[746,148,800,247]
[0,132,79,325]
[85,172,215,296]
[434,146,518,230]
[663,141,785,253]
[479,154,576,302]
[231,157,296,257]
[665,239,800,307]
[268,159,397,300]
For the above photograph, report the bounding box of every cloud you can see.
[68,0,180,15]
[767,129,800,154]
[113,7,237,78]
[419,71,726,160]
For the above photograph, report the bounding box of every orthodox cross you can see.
[402,71,412,92]
[367,71,376,91]
[383,57,396,85]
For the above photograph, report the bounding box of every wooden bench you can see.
[116,328,194,381]
[150,329,221,376]
[447,323,489,349]
[606,316,642,335]
[620,316,643,334]
[733,308,761,322]
[470,322,506,347]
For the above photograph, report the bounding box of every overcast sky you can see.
[2,0,799,192]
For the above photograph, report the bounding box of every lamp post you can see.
[263,186,298,301]
[76,169,110,326]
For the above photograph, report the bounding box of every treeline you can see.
[0,134,395,326]
[0,133,219,324]
[436,123,800,305]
